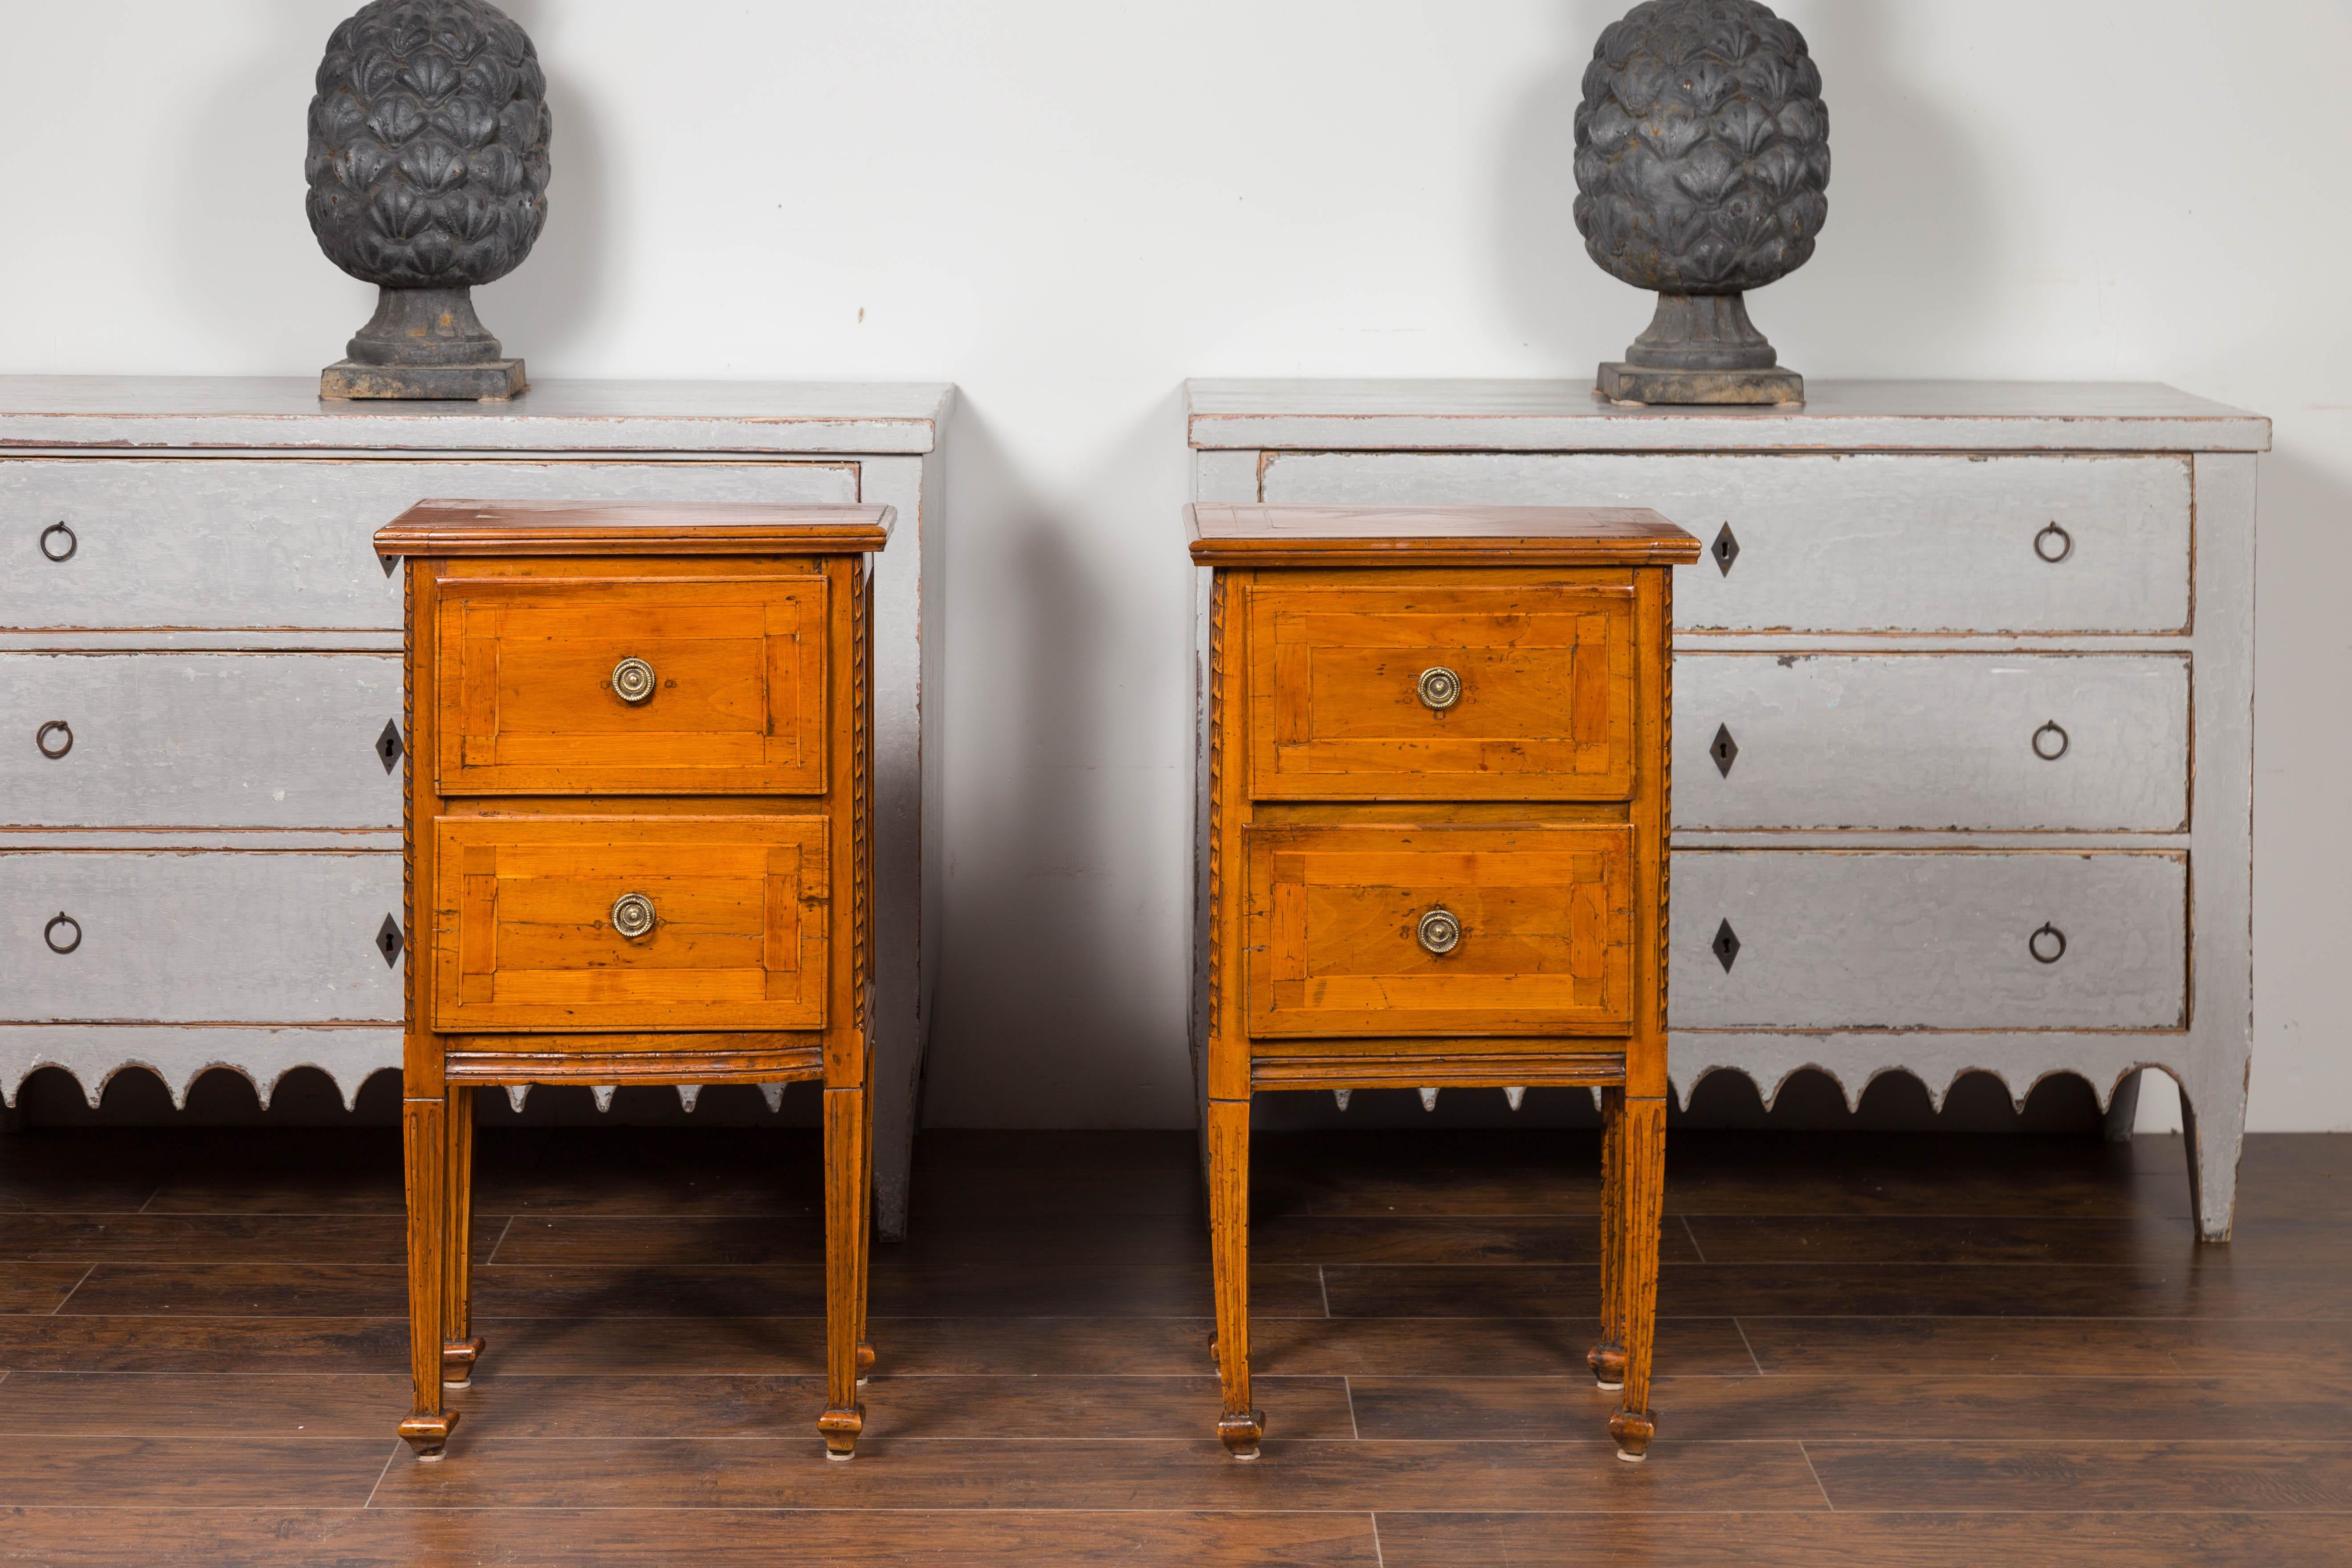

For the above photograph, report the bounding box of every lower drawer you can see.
[1670,850,2185,1030]
[0,653,401,828]
[1,851,402,1022]
[1245,822,1635,1037]
[431,816,831,1034]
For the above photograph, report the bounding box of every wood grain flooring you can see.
[0,1124,2343,1565]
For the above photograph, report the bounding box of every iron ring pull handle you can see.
[610,892,656,940]
[1416,666,1462,712]
[2032,721,2069,762]
[2029,922,2067,965]
[35,721,73,759]
[611,656,656,706]
[1416,908,1462,956]
[2034,522,2073,563]
[44,913,81,955]
[39,522,76,562]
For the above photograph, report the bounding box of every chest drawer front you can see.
[1,851,401,1022]
[1259,452,2191,635]
[1245,823,1635,1037]
[1247,582,1637,800]
[436,574,828,795]
[1670,850,2185,1030]
[430,816,829,1033]
[0,653,402,829]
[1676,653,2189,831]
[1,460,857,631]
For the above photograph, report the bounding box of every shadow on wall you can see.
[920,397,1195,1128]
[1493,0,2005,374]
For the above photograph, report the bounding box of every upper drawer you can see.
[1,851,401,1023]
[1676,653,2189,832]
[0,459,855,632]
[1246,580,1638,800]
[1258,452,2191,635]
[436,572,829,795]
[1671,849,2185,1030]
[1245,823,1635,1037]
[0,652,403,829]
[431,816,829,1034]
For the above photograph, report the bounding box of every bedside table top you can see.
[1186,503,1700,568]
[375,499,894,557]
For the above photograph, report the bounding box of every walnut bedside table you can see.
[1189,503,1699,1460]
[375,499,887,1461]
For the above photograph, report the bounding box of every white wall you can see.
[4,0,2345,1130]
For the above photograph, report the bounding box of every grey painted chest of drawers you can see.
[1187,379,2269,1239]
[0,377,951,1238]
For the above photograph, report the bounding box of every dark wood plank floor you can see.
[0,1124,2344,1565]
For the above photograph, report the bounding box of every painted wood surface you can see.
[1670,850,2186,1030]
[1,460,856,631]
[0,1024,399,1108]
[0,377,954,455]
[0,653,402,828]
[1260,452,2192,635]
[1675,654,2189,831]
[0,852,402,1022]
[1188,378,2270,453]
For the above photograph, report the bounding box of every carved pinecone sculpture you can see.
[1573,0,1829,294]
[304,0,551,288]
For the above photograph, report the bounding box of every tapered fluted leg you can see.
[818,1084,868,1458]
[440,1085,485,1389]
[399,1095,457,1458]
[1608,1095,1667,1461]
[856,1070,876,1385]
[1207,1097,1262,1458]
[1589,1087,1628,1390]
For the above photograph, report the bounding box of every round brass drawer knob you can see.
[611,657,657,705]
[611,893,657,940]
[1416,908,1462,956]
[1416,666,1462,711]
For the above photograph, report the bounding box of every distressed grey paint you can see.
[1676,654,2188,831]
[1190,379,2267,1239]
[1670,850,2186,1029]
[3,459,855,631]
[0,380,951,1238]
[0,654,402,828]
[1,851,403,1022]
[0,1026,400,1109]
[1261,451,2192,635]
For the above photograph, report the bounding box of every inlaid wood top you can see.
[1186,503,1700,567]
[375,499,893,558]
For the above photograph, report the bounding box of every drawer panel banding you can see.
[1247,580,1637,799]
[1246,822,1636,1037]
[430,816,830,1033]
[1670,849,2186,1030]
[1675,652,2189,832]
[435,574,828,794]
[1260,452,2192,635]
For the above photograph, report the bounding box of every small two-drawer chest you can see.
[1189,381,2270,1239]
[1190,503,1700,1460]
[377,500,886,1460]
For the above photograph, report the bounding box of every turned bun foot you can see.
[818,1405,864,1460]
[441,1335,487,1389]
[1218,1411,1265,1460]
[398,1412,458,1459]
[1588,1341,1627,1391]
[1609,1406,1656,1461]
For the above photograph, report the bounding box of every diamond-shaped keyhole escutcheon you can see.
[1710,724,1738,777]
[1712,919,1741,973]
[375,718,404,773]
[1711,522,1740,576]
[375,914,404,968]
